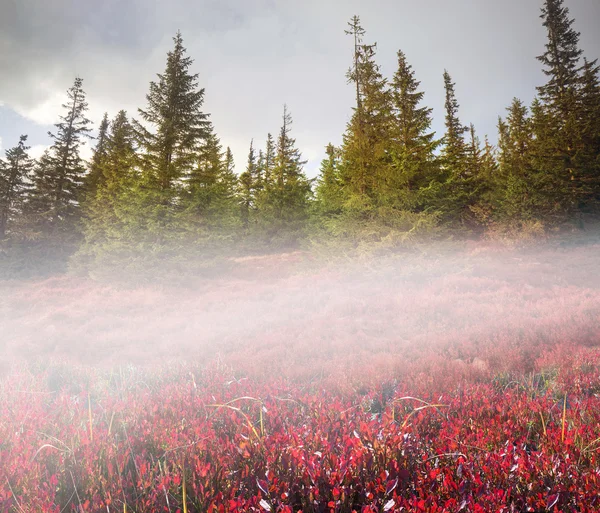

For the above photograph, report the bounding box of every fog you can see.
[2,241,600,382]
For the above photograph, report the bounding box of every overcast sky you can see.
[1,0,599,176]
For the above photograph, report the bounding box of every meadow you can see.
[1,240,600,512]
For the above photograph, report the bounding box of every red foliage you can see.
[1,245,600,511]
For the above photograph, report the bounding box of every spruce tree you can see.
[505,99,532,166]
[391,50,437,161]
[498,97,557,223]
[85,112,110,197]
[466,134,499,227]
[387,50,439,210]
[466,124,482,178]
[102,111,138,184]
[315,143,343,215]
[579,58,600,151]
[340,15,368,201]
[222,148,237,191]
[497,117,511,173]
[345,15,366,116]
[182,127,239,234]
[28,77,92,233]
[185,127,225,217]
[537,0,583,120]
[463,124,490,226]
[0,135,34,239]
[239,140,257,227]
[480,137,499,182]
[528,97,566,221]
[256,149,266,191]
[134,31,210,192]
[441,71,468,175]
[219,147,239,225]
[79,111,138,255]
[340,30,392,207]
[439,71,471,225]
[577,58,600,209]
[263,134,276,187]
[27,151,54,231]
[535,0,586,220]
[258,105,311,242]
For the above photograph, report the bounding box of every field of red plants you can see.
[2,242,600,512]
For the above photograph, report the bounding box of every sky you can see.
[0,0,599,177]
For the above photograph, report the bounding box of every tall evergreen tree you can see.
[579,57,600,150]
[497,116,511,173]
[102,111,138,184]
[463,124,490,225]
[0,135,34,239]
[219,147,239,218]
[441,71,468,175]
[497,98,552,223]
[185,127,225,216]
[28,77,92,232]
[340,32,392,206]
[134,31,210,192]
[181,127,239,234]
[27,151,53,231]
[315,143,343,215]
[345,15,366,118]
[466,124,482,177]
[528,97,565,221]
[256,149,266,190]
[210,146,240,233]
[239,140,257,227]
[258,105,311,242]
[480,136,499,182]
[263,134,276,187]
[391,50,437,161]
[505,99,532,167]
[386,50,439,210]
[537,0,583,120]
[465,133,499,227]
[535,0,586,219]
[85,112,110,197]
[79,110,138,251]
[439,71,472,224]
[577,57,600,208]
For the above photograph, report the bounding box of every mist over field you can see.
[2,241,599,377]
[3,241,600,511]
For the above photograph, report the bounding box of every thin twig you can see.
[424,452,468,463]
[5,478,26,513]
[69,470,83,513]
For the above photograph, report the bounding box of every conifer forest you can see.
[0,0,599,274]
[2,1,600,511]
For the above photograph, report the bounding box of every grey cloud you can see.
[0,0,599,175]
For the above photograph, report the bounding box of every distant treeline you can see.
[1,0,599,274]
